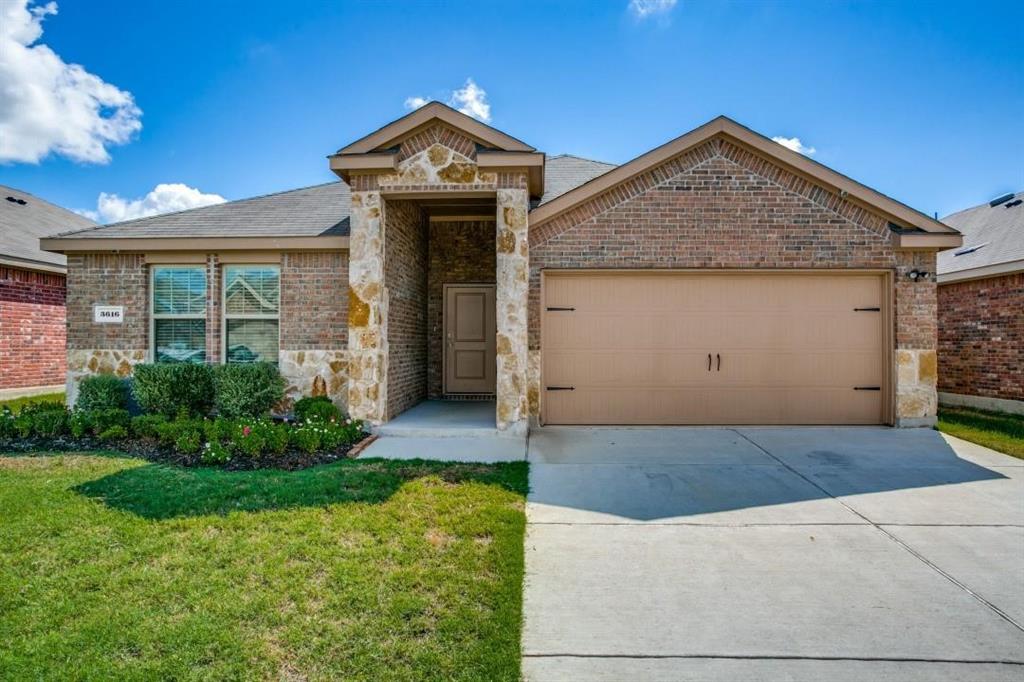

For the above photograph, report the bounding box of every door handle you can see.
[708,353,712,371]
[717,353,721,371]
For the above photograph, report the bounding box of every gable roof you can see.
[937,191,1024,282]
[528,116,959,240]
[333,101,535,155]
[1,184,95,272]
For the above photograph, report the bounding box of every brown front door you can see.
[542,271,887,425]
[444,284,496,394]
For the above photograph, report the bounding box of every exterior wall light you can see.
[908,269,930,281]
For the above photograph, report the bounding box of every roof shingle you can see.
[0,185,95,270]
[938,191,1024,275]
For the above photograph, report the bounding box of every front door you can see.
[444,284,496,394]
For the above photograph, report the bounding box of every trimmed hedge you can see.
[294,396,341,424]
[131,364,215,418]
[76,374,129,412]
[212,363,285,418]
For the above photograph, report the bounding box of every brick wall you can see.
[384,200,428,419]
[0,266,66,390]
[426,219,496,397]
[938,273,1024,401]
[280,251,348,350]
[66,253,148,351]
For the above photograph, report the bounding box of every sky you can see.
[1,0,1021,224]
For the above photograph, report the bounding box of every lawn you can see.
[937,406,1024,459]
[0,391,65,413]
[0,453,528,681]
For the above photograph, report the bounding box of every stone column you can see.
[346,190,388,424]
[894,251,939,427]
[495,188,530,434]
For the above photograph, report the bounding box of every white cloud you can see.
[0,0,142,164]
[772,136,817,156]
[78,183,226,224]
[629,0,678,20]
[403,77,492,122]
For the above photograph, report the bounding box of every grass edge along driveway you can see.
[937,406,1024,459]
[0,452,528,681]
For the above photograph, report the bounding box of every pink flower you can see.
[242,426,251,436]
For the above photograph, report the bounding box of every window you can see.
[151,266,207,363]
[223,265,279,364]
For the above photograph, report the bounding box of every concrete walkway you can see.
[522,427,1024,681]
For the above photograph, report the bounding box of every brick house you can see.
[1,185,94,400]
[41,106,961,431]
[937,191,1023,415]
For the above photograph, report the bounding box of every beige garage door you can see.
[542,272,887,425]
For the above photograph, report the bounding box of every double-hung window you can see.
[151,266,207,363]
[223,265,280,364]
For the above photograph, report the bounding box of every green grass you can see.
[0,453,528,680]
[0,391,65,413]
[937,406,1024,459]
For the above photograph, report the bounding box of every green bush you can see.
[130,414,168,439]
[76,374,129,412]
[201,440,231,465]
[0,407,15,439]
[174,430,203,454]
[154,418,204,449]
[213,363,285,418]
[290,425,322,454]
[294,396,341,424]
[85,409,131,436]
[30,409,69,438]
[132,363,214,418]
[69,411,91,439]
[98,425,128,442]
[202,417,233,444]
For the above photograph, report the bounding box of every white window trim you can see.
[221,264,281,365]
[149,265,207,364]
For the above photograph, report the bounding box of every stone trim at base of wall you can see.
[939,391,1024,417]
[895,415,938,428]
[66,349,147,407]
[279,350,348,414]
[0,384,65,401]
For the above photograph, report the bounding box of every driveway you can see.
[522,427,1024,681]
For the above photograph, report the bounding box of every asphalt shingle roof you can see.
[0,185,95,270]
[46,155,618,243]
[938,191,1024,275]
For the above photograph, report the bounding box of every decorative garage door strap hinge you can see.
[546,386,575,391]
[853,307,881,311]
[853,386,882,391]
[546,306,575,311]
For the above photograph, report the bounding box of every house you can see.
[937,191,1023,415]
[1,185,94,400]
[40,105,961,431]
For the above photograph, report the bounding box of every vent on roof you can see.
[989,193,1015,207]
[1005,199,1022,209]
[954,242,989,256]
[5,196,27,206]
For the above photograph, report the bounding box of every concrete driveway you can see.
[522,427,1024,681]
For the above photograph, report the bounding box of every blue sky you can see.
[1,0,1021,223]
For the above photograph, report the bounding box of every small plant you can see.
[69,411,91,439]
[202,417,233,444]
[294,396,341,424]
[85,409,131,436]
[0,407,15,439]
[98,425,129,442]
[132,363,215,418]
[76,374,129,412]
[154,417,204,449]
[201,440,231,465]
[130,414,168,439]
[213,363,285,419]
[174,429,203,455]
[290,425,322,454]
[30,408,69,438]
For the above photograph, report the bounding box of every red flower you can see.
[242,426,251,436]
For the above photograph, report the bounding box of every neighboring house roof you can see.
[937,191,1024,283]
[0,184,94,273]
[43,155,616,245]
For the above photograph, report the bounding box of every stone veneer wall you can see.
[384,200,428,420]
[0,266,66,392]
[426,219,496,398]
[938,273,1023,403]
[528,138,940,426]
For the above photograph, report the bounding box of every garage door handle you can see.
[708,354,712,371]
[546,386,575,391]
[854,386,881,391]
[546,307,575,312]
[717,353,721,371]
[854,307,881,312]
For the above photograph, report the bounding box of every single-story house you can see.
[937,191,1023,415]
[41,105,962,431]
[1,185,94,400]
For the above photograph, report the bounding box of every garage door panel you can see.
[543,272,886,425]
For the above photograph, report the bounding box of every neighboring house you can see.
[1,185,94,400]
[41,105,961,430]
[937,191,1023,415]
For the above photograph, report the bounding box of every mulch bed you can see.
[0,433,371,471]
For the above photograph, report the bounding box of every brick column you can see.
[495,188,530,433]
[894,251,939,427]
[346,190,388,424]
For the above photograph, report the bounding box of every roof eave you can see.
[40,235,349,254]
[937,258,1024,284]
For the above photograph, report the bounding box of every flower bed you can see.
[0,366,369,471]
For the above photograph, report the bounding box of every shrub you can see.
[130,414,168,439]
[202,417,233,444]
[30,408,69,438]
[201,440,231,465]
[0,407,15,439]
[98,425,128,442]
[294,396,341,424]
[69,411,91,439]
[175,430,203,454]
[76,374,129,412]
[132,363,214,418]
[213,363,285,418]
[290,425,322,454]
[154,418,204,449]
[85,409,131,436]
